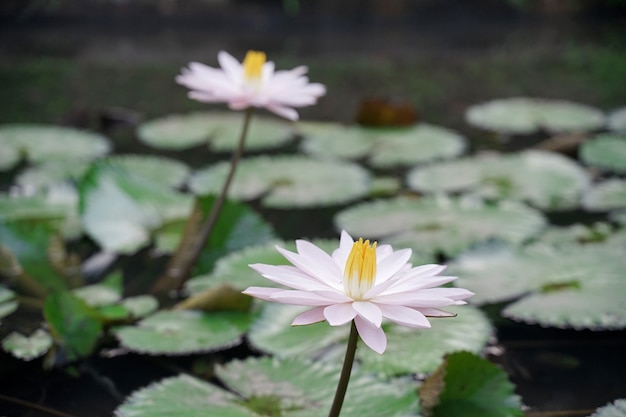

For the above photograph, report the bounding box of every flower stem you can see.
[151,108,254,295]
[328,320,358,417]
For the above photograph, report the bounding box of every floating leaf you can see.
[0,300,18,322]
[249,304,491,377]
[335,196,545,257]
[0,124,111,170]
[17,160,90,190]
[121,295,159,319]
[0,221,69,294]
[114,310,252,355]
[367,124,466,168]
[44,291,103,362]
[79,162,193,253]
[0,193,69,223]
[0,145,20,171]
[407,150,590,209]
[451,243,626,329]
[247,304,347,359]
[465,97,605,134]
[608,107,626,132]
[73,272,123,307]
[107,155,191,188]
[580,134,626,173]
[185,240,335,295]
[190,155,371,208]
[217,356,419,417]
[420,351,522,417]
[589,399,626,417]
[583,179,626,211]
[0,285,18,322]
[357,306,492,377]
[2,329,53,361]
[530,223,615,250]
[137,112,294,151]
[300,122,466,168]
[299,122,377,160]
[115,374,256,417]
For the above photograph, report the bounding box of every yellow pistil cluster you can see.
[243,50,266,81]
[344,238,377,299]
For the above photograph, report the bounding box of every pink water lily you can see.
[176,50,326,121]
[243,231,474,354]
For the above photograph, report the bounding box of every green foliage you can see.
[78,161,193,253]
[190,155,371,208]
[2,329,53,361]
[335,196,545,257]
[114,310,253,355]
[43,291,103,363]
[421,352,522,417]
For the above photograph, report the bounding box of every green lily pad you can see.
[420,351,522,417]
[580,134,626,173]
[530,223,615,250]
[0,193,68,223]
[0,221,69,294]
[0,300,18,322]
[248,304,491,377]
[367,124,467,168]
[121,295,159,318]
[114,310,253,355]
[247,304,347,359]
[0,124,111,170]
[589,399,626,417]
[407,150,590,210]
[115,374,257,417]
[335,196,545,258]
[299,122,377,160]
[185,240,336,295]
[465,97,605,135]
[116,360,419,417]
[105,155,191,188]
[0,146,21,171]
[0,184,82,239]
[2,329,53,361]
[608,107,626,132]
[16,160,90,190]
[300,122,466,168]
[357,306,492,377]
[189,155,371,208]
[451,242,626,329]
[44,291,103,362]
[73,273,123,307]
[0,285,18,322]
[583,179,626,211]
[79,162,193,253]
[137,112,294,151]
[217,356,419,417]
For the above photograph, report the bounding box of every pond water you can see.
[0,1,625,416]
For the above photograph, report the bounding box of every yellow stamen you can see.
[344,238,377,299]
[243,50,266,80]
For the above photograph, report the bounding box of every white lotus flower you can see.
[176,50,326,121]
[243,231,474,354]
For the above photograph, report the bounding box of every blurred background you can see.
[1,0,625,135]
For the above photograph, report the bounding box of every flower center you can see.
[344,238,377,300]
[243,50,266,81]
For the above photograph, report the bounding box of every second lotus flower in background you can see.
[176,50,326,121]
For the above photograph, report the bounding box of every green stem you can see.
[151,108,254,295]
[328,320,358,417]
